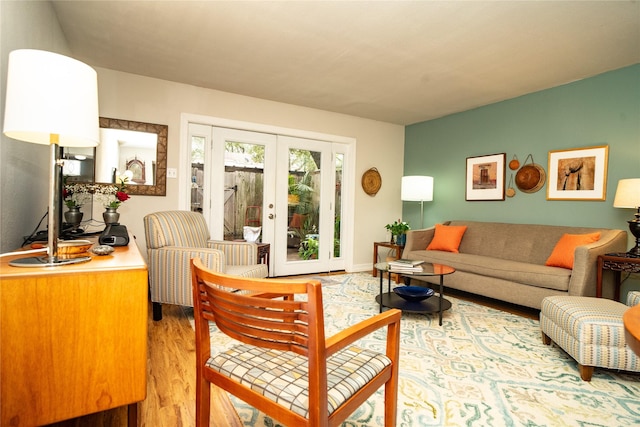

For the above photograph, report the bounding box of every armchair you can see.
[144,210,268,320]
[191,258,402,427]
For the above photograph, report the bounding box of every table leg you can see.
[438,275,444,326]
[372,243,379,277]
[596,256,604,298]
[379,270,383,313]
[128,402,138,427]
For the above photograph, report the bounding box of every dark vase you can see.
[396,233,407,246]
[390,234,395,244]
[103,207,120,225]
[64,206,83,229]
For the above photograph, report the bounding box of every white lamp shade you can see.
[613,179,640,208]
[401,176,434,201]
[3,49,99,147]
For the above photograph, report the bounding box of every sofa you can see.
[401,221,627,310]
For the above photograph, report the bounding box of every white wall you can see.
[0,1,405,271]
[0,1,72,252]
[96,68,405,271]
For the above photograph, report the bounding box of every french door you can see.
[187,123,347,276]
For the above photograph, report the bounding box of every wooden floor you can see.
[48,272,538,426]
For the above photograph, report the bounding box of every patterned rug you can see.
[202,273,640,426]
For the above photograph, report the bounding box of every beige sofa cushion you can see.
[405,250,572,292]
[447,221,617,266]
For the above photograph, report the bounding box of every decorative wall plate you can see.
[362,167,382,196]
[515,154,546,193]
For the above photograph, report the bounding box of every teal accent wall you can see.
[404,64,640,241]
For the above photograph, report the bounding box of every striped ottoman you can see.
[540,295,640,381]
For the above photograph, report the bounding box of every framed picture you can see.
[465,153,506,201]
[547,145,609,201]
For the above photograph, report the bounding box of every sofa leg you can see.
[152,302,163,321]
[578,364,593,381]
[541,332,551,345]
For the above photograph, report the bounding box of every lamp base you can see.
[627,219,640,257]
[9,255,91,268]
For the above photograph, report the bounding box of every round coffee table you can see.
[374,262,455,326]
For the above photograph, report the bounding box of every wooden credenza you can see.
[1,237,148,426]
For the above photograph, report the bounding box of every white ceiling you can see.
[51,1,640,125]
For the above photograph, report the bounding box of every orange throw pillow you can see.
[426,224,468,253]
[545,232,601,269]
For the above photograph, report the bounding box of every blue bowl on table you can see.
[393,286,434,302]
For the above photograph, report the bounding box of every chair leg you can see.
[384,379,398,426]
[541,332,551,345]
[578,364,594,381]
[195,375,211,427]
[152,302,163,321]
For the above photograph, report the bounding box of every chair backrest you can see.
[144,210,211,249]
[191,258,324,359]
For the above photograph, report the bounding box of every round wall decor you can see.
[509,155,520,170]
[515,154,546,193]
[361,167,382,196]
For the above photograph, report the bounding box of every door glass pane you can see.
[224,141,264,241]
[288,148,321,261]
[190,136,205,212]
[334,153,343,258]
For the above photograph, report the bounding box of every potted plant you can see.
[384,219,410,245]
[298,235,319,260]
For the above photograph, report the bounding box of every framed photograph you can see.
[465,153,506,201]
[547,145,609,200]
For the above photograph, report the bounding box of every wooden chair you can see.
[191,258,402,427]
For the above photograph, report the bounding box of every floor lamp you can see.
[3,49,100,267]
[613,178,640,256]
[401,176,434,229]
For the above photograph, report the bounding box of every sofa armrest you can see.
[207,240,259,265]
[402,226,436,257]
[568,229,628,297]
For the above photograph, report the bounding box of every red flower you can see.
[115,191,130,202]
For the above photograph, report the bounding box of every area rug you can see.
[201,273,640,426]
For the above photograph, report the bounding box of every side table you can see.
[372,241,404,283]
[596,253,640,299]
[257,243,270,272]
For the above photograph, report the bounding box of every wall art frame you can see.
[547,145,608,201]
[465,153,506,201]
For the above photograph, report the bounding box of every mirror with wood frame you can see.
[62,117,167,196]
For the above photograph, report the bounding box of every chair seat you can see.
[208,343,392,418]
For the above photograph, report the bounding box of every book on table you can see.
[388,259,424,269]
[388,264,423,273]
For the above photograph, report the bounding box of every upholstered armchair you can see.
[144,210,268,320]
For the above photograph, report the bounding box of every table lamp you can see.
[613,178,640,256]
[3,49,100,267]
[401,176,434,228]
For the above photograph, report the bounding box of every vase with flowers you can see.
[384,219,410,245]
[95,176,130,225]
[63,182,92,229]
